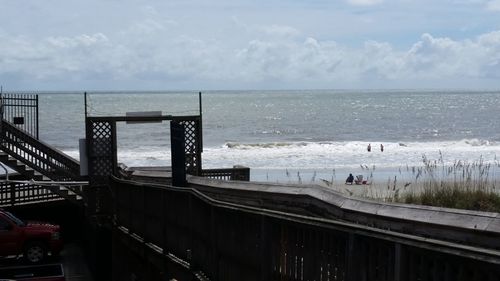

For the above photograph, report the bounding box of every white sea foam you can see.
[64,139,500,170]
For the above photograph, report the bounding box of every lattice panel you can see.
[86,117,201,183]
[88,121,115,185]
[180,120,201,176]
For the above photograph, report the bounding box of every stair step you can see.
[24,169,35,177]
[58,189,69,196]
[32,171,45,181]
[0,159,41,180]
[0,156,53,182]
[7,159,25,168]
[0,153,9,161]
[0,154,41,179]
[44,185,82,201]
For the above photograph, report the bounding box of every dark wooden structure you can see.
[84,115,202,216]
[0,93,82,207]
[110,176,500,281]
[1,93,499,281]
[0,120,80,181]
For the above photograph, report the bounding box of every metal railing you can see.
[110,176,500,281]
[0,93,39,139]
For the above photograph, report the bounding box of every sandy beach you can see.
[250,164,500,201]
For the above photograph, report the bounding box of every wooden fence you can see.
[201,166,250,181]
[110,176,500,281]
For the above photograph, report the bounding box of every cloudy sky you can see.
[1,0,499,90]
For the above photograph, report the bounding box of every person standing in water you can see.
[367,144,371,152]
[380,144,384,152]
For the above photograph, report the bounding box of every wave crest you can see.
[225,142,309,149]
[463,139,495,146]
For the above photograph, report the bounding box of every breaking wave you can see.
[64,139,500,170]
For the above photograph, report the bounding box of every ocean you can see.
[36,90,500,183]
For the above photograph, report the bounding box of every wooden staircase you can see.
[0,120,84,206]
[0,151,46,181]
[0,151,82,206]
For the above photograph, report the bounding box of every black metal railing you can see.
[110,176,500,281]
[0,93,39,139]
[0,120,80,181]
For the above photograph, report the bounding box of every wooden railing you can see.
[0,120,80,181]
[110,176,500,281]
[201,166,250,181]
[0,182,62,207]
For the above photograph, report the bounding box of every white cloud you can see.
[46,34,108,48]
[230,30,500,85]
[402,32,500,79]
[347,0,384,6]
[1,19,500,89]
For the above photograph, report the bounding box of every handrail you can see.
[0,120,80,181]
[188,176,500,250]
[0,182,62,207]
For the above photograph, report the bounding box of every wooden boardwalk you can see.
[1,93,499,281]
[109,171,500,281]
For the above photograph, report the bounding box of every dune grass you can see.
[402,187,500,212]
[395,153,500,212]
[273,153,500,212]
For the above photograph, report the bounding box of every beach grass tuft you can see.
[402,188,500,212]
[395,154,500,212]
[270,153,500,212]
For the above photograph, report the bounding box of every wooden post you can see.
[111,121,117,177]
[394,243,403,281]
[10,182,15,206]
[84,92,88,119]
[198,92,203,153]
[210,206,219,280]
[161,191,168,255]
[170,121,187,187]
[345,233,360,281]
[260,216,271,281]
[35,95,39,139]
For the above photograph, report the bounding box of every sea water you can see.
[36,90,500,183]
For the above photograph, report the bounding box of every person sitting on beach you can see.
[345,173,354,185]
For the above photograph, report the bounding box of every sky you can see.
[0,0,499,91]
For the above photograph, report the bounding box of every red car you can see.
[0,210,63,263]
